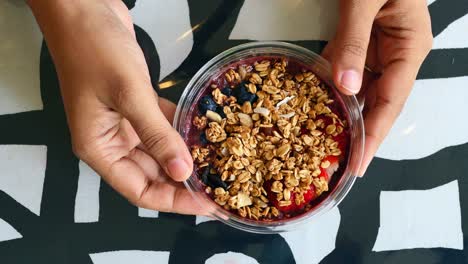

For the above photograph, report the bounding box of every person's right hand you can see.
[28,0,202,214]
[322,0,433,176]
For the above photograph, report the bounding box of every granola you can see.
[189,57,349,220]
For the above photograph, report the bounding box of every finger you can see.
[96,157,204,215]
[332,0,385,95]
[321,39,335,61]
[114,81,193,182]
[104,156,152,206]
[358,58,420,176]
[137,181,207,215]
[158,97,177,123]
[133,144,177,185]
[357,33,380,107]
[118,118,141,150]
[108,0,136,38]
[324,33,379,107]
[127,148,163,181]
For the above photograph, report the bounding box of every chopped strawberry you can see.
[263,156,341,213]
[321,156,340,182]
[302,187,315,204]
[264,155,340,213]
[278,189,315,213]
[320,116,334,127]
[265,181,316,213]
[315,115,348,151]
[323,155,339,164]
[320,167,329,181]
[333,132,349,152]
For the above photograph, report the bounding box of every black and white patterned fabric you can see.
[1,0,467,263]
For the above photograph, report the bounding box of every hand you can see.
[322,0,433,176]
[28,0,202,214]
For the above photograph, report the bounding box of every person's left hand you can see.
[28,0,202,214]
[323,0,433,176]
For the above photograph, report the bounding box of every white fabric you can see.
[433,14,468,49]
[75,161,101,223]
[205,252,259,264]
[130,0,193,80]
[90,251,170,264]
[373,181,464,251]
[281,208,341,264]
[376,77,468,160]
[0,1,43,115]
[0,145,47,215]
[230,0,339,41]
[138,208,159,218]
[0,218,22,242]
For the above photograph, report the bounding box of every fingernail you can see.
[340,70,361,94]
[167,158,191,180]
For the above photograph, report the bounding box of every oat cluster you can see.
[191,58,347,220]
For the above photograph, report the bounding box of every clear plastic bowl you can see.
[174,41,364,234]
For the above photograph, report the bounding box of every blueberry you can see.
[232,82,257,104]
[221,87,232,96]
[242,93,258,104]
[215,106,226,118]
[237,91,257,105]
[200,166,210,185]
[200,132,208,145]
[232,82,247,95]
[207,173,228,189]
[198,95,217,114]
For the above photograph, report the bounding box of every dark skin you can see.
[28,0,432,213]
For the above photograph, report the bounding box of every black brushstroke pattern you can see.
[429,0,468,37]
[418,48,468,79]
[0,191,38,236]
[1,0,468,263]
[321,142,468,263]
[0,2,294,263]
[158,0,248,103]
[134,24,160,91]
[99,182,138,222]
[37,43,79,223]
[0,111,46,145]
[121,0,136,10]
[169,221,295,264]
[158,0,328,103]
[419,0,468,80]
[159,0,468,98]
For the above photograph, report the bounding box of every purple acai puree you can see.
[184,56,351,221]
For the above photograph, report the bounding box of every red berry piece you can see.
[332,132,349,152]
[320,116,334,127]
[275,188,316,213]
[321,156,340,182]
[265,181,316,213]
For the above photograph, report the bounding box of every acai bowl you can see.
[174,42,364,233]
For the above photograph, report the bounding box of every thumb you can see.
[115,83,193,182]
[332,0,383,95]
